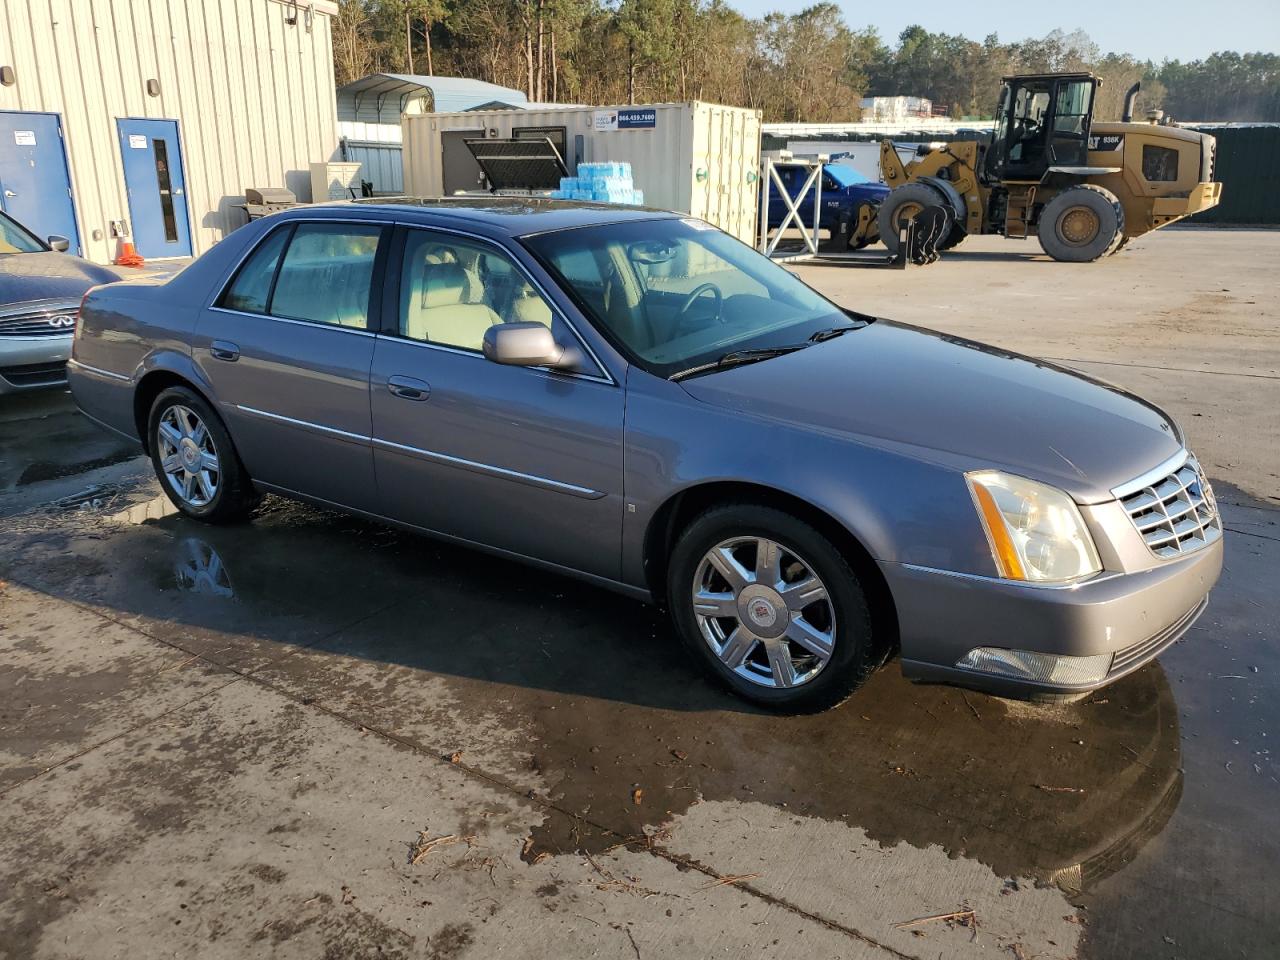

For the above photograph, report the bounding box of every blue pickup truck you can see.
[764,161,890,251]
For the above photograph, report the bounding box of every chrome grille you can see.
[0,305,79,338]
[1120,455,1220,559]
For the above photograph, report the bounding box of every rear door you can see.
[117,118,192,258]
[369,226,625,579]
[193,219,387,512]
[0,111,80,253]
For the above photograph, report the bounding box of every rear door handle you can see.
[210,340,240,362]
[387,375,430,401]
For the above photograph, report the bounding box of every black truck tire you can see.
[878,183,949,255]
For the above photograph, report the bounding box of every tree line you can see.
[333,0,1280,122]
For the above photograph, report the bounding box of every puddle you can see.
[4,488,1276,957]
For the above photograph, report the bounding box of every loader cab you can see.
[985,73,1099,181]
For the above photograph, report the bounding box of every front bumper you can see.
[883,534,1223,700]
[1151,181,1222,227]
[0,335,73,394]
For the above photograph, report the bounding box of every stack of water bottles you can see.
[550,162,644,205]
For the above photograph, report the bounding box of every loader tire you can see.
[879,183,949,255]
[938,224,968,251]
[1038,185,1125,262]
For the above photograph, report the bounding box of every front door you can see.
[370,226,625,579]
[0,111,80,253]
[117,118,192,258]
[192,220,387,512]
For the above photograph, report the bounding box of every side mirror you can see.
[482,322,566,368]
[47,235,70,252]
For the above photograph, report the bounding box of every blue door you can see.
[0,111,81,254]
[117,119,192,258]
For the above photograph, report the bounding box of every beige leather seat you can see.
[509,289,553,327]
[404,263,500,350]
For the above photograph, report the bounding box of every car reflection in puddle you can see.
[85,493,1183,893]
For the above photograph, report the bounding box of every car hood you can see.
[679,320,1183,503]
[0,252,120,309]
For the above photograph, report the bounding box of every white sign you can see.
[14,130,35,146]
[128,134,147,149]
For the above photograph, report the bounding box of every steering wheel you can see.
[677,282,723,325]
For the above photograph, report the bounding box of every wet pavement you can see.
[2,230,1278,959]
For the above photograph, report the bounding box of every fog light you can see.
[956,647,1113,685]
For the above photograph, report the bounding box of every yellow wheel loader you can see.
[878,74,1223,262]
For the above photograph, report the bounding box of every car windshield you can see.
[523,218,852,379]
[0,212,45,255]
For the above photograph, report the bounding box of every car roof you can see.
[303,197,681,237]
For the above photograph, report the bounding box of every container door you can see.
[0,111,80,254]
[441,130,486,194]
[116,118,192,258]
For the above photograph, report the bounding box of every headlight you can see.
[966,470,1102,583]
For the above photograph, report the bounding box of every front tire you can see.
[148,386,258,523]
[1037,185,1125,262]
[878,183,947,255]
[667,504,881,713]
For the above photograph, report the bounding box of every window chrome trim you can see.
[234,404,372,445]
[372,436,605,500]
[66,357,133,382]
[1111,449,1190,500]
[393,220,617,386]
[208,305,378,336]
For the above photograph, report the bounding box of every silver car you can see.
[68,199,1222,711]
[0,210,120,395]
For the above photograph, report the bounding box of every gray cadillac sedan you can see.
[68,199,1222,711]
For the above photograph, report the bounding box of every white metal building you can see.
[0,0,340,263]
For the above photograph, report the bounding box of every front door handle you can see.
[210,340,240,362]
[387,375,430,401]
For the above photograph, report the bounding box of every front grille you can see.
[1119,455,1220,559]
[0,361,68,386]
[0,306,79,338]
[1109,595,1207,676]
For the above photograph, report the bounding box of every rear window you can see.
[221,227,289,314]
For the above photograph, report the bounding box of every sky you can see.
[728,0,1280,63]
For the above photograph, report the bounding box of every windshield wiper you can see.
[808,321,868,343]
[670,344,810,382]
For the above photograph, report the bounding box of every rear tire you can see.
[878,183,948,255]
[1037,185,1125,262]
[147,386,258,523]
[667,504,881,713]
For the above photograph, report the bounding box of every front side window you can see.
[0,212,45,255]
[270,223,382,328]
[399,230,581,357]
[1142,145,1180,182]
[525,218,849,379]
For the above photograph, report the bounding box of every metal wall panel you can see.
[341,140,404,194]
[1187,126,1280,225]
[0,0,340,262]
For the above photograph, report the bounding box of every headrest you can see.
[420,263,468,308]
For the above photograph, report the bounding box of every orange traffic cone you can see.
[114,239,145,268]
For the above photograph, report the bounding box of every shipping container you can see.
[402,101,763,244]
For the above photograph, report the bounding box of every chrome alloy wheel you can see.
[157,404,220,508]
[692,537,836,688]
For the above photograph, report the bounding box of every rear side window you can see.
[1142,145,1179,182]
[221,227,289,314]
[271,223,382,328]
